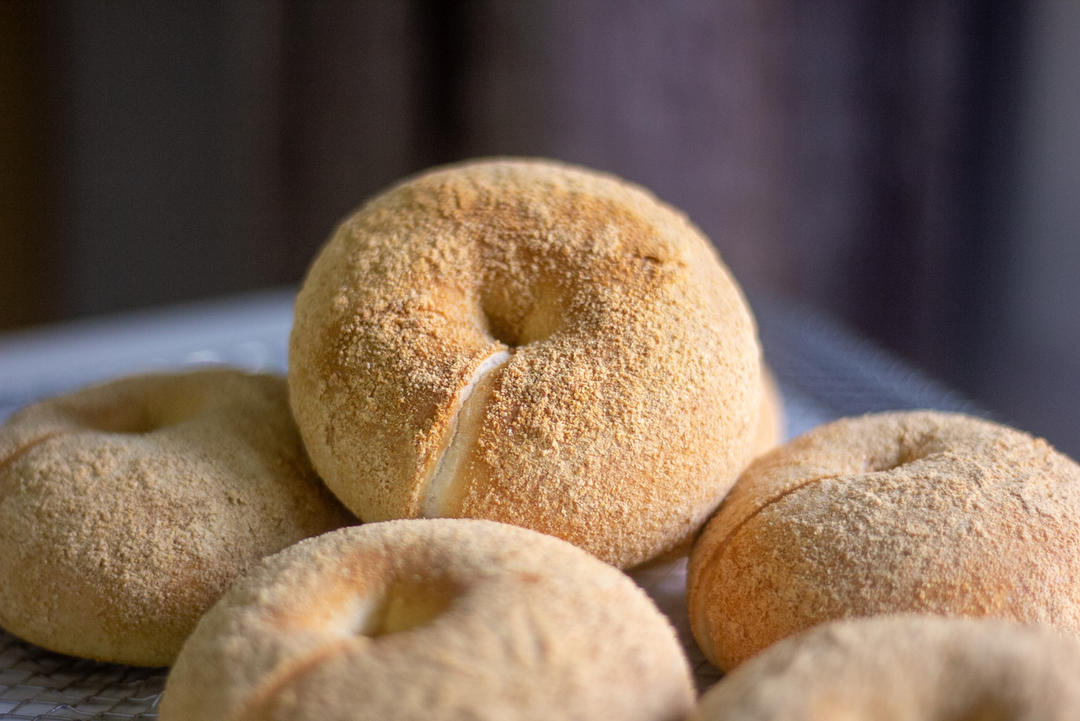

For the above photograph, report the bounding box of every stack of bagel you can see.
[2,158,1079,720]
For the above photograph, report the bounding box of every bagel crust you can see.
[687,410,1080,670]
[0,369,354,666]
[159,519,695,721]
[692,615,1080,721]
[289,158,760,568]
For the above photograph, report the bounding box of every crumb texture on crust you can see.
[688,410,1080,671]
[0,369,354,666]
[288,158,761,568]
[691,615,1080,721]
[159,519,695,721]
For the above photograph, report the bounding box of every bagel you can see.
[288,158,761,568]
[0,369,354,666]
[691,615,1080,721]
[158,518,696,721]
[688,410,1080,670]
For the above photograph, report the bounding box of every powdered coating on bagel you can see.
[159,519,695,721]
[688,410,1080,670]
[0,370,354,666]
[691,615,1080,721]
[637,365,784,569]
[289,158,761,568]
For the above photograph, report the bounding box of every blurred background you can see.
[2,1,1078,455]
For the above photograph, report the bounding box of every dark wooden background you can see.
[3,1,1079,457]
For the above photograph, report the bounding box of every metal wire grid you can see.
[0,290,974,717]
[0,634,163,719]
[751,293,978,422]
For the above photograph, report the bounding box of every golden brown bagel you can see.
[691,615,1080,721]
[159,519,696,721]
[688,410,1080,670]
[289,158,761,568]
[0,369,354,666]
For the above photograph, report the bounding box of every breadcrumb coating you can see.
[689,410,1080,670]
[289,157,760,568]
[160,519,695,721]
[0,370,354,665]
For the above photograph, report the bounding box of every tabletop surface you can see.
[0,289,976,719]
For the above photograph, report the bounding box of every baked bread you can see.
[692,615,1080,720]
[688,410,1080,670]
[289,158,761,568]
[0,369,354,665]
[159,518,696,721]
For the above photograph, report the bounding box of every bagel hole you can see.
[949,700,1009,721]
[82,393,206,435]
[357,578,457,638]
[864,441,932,473]
[479,290,562,347]
[482,308,520,347]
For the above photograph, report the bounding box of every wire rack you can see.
[0,289,974,718]
[0,637,163,720]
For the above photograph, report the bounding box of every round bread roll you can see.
[688,410,1080,671]
[289,158,761,568]
[159,518,696,721]
[0,369,354,666]
[692,615,1080,721]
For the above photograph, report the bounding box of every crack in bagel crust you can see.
[694,457,941,607]
[234,638,354,721]
[690,471,845,664]
[705,472,848,571]
[420,349,511,516]
[695,436,946,583]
